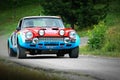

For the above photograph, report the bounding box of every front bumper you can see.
[18,36,80,50]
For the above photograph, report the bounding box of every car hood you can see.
[20,27,75,37]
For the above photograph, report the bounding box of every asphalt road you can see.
[0,35,120,80]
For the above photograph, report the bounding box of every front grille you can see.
[39,37,64,42]
[44,44,59,46]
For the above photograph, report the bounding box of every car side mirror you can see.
[16,27,21,31]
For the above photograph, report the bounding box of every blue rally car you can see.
[7,16,80,58]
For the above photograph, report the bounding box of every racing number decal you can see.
[12,32,17,47]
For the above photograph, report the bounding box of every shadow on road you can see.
[19,55,70,59]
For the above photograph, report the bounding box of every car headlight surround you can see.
[25,31,33,39]
[39,30,45,36]
[59,30,65,36]
[69,31,76,39]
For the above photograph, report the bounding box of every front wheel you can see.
[8,43,16,57]
[17,42,26,59]
[69,46,79,58]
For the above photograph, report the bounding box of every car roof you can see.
[22,16,61,20]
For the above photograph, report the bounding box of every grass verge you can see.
[0,4,43,35]
[0,58,66,80]
[80,45,120,58]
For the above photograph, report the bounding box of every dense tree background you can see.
[0,0,109,29]
[0,0,38,10]
[41,0,109,29]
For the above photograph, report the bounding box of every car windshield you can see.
[22,18,65,28]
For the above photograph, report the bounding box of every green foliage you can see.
[88,21,107,49]
[102,0,120,52]
[105,0,120,26]
[0,4,43,35]
[80,46,120,57]
[0,0,39,10]
[0,0,109,29]
[41,0,108,28]
[75,26,91,37]
[102,26,120,52]
[80,0,120,57]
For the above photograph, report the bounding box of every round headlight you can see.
[32,38,38,44]
[59,30,65,36]
[25,31,33,39]
[64,37,70,43]
[69,31,76,38]
[39,30,44,36]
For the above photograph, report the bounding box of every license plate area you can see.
[45,42,59,49]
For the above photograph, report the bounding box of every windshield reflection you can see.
[22,18,65,28]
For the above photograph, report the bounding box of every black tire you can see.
[8,43,16,57]
[56,53,65,57]
[69,46,79,58]
[17,42,26,59]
